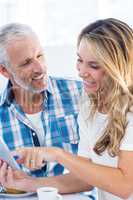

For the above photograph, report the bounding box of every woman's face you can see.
[76,38,106,94]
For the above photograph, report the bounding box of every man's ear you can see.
[0,65,10,79]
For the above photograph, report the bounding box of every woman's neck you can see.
[97,94,108,114]
[98,104,107,114]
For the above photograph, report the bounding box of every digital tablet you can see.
[0,137,20,170]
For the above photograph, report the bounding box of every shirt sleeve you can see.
[120,112,133,151]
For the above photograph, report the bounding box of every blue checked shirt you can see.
[0,76,82,177]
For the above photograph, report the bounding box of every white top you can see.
[26,112,45,146]
[78,97,133,200]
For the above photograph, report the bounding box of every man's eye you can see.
[22,60,31,66]
[37,54,44,59]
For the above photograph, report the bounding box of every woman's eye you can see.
[90,63,100,69]
[77,58,82,63]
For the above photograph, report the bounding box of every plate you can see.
[0,192,36,198]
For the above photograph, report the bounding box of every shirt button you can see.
[32,132,36,136]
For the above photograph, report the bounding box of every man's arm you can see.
[31,173,93,194]
[0,161,93,194]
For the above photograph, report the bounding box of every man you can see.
[0,23,81,177]
[0,23,94,197]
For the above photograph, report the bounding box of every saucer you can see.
[56,194,62,200]
[0,192,36,198]
[43,194,62,200]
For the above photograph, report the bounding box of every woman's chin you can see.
[84,84,98,93]
[84,87,98,95]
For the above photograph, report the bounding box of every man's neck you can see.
[13,89,44,114]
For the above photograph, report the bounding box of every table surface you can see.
[0,193,90,200]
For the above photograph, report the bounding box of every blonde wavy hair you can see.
[78,18,133,157]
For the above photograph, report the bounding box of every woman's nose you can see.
[79,71,89,78]
[76,64,80,72]
[77,64,89,78]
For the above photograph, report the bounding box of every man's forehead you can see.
[7,35,40,48]
[6,36,43,65]
[7,36,43,54]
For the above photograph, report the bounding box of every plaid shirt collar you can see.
[0,77,53,106]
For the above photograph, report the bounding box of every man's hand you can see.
[0,160,36,192]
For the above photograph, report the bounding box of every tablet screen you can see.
[0,137,20,170]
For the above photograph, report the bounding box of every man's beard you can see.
[11,72,47,94]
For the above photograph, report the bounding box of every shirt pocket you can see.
[47,113,79,147]
[57,114,79,144]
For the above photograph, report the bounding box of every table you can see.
[0,193,90,200]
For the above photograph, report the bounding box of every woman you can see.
[1,18,133,199]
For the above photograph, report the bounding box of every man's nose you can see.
[33,59,46,73]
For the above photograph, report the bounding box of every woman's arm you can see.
[16,146,133,198]
[56,149,133,199]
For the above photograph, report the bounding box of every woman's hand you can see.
[16,147,61,170]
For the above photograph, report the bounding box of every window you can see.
[0,0,133,90]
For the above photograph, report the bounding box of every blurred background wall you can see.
[0,0,133,92]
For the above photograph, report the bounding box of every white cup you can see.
[37,187,59,200]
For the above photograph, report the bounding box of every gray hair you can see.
[0,23,37,68]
